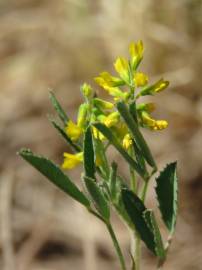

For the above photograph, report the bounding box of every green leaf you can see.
[155,162,178,233]
[143,210,165,259]
[132,140,146,173]
[122,189,156,254]
[109,162,118,201]
[83,176,110,221]
[18,149,90,207]
[49,117,81,152]
[93,123,147,179]
[83,127,95,179]
[94,138,110,180]
[49,91,69,125]
[117,102,157,169]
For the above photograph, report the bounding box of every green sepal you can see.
[83,176,110,221]
[93,123,147,179]
[18,149,90,207]
[155,162,178,233]
[143,210,166,259]
[117,102,157,170]
[48,117,81,152]
[83,127,95,179]
[49,91,69,125]
[121,189,156,254]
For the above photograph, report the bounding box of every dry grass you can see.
[0,0,202,269]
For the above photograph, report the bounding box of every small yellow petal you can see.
[81,83,92,98]
[129,40,144,68]
[154,80,169,93]
[104,112,120,128]
[134,72,148,87]
[122,133,133,150]
[114,57,129,82]
[62,152,83,169]
[65,120,82,141]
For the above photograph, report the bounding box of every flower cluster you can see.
[62,41,169,170]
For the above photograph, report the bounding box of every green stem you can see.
[106,222,126,270]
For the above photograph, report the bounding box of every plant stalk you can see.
[106,222,126,270]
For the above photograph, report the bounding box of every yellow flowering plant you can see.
[19,41,178,270]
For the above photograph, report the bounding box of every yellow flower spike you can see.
[62,152,83,170]
[129,40,144,69]
[81,83,93,98]
[122,133,133,150]
[104,112,120,128]
[134,72,148,87]
[114,57,129,82]
[77,103,89,128]
[65,120,82,141]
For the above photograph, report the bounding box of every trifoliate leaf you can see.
[93,123,147,179]
[83,176,110,221]
[155,162,178,233]
[83,127,95,179]
[117,102,157,170]
[18,149,90,207]
[49,91,69,125]
[122,189,156,254]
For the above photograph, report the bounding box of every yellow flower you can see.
[122,133,133,150]
[81,83,92,98]
[114,57,129,82]
[93,98,114,110]
[62,152,83,169]
[93,127,105,140]
[129,40,144,69]
[138,79,169,97]
[153,79,169,93]
[141,112,168,131]
[153,120,168,130]
[77,103,89,128]
[134,72,148,87]
[65,120,82,141]
[137,103,156,113]
[104,112,120,128]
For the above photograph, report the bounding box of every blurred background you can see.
[0,0,202,269]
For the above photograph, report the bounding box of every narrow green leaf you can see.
[49,91,69,125]
[109,162,118,201]
[143,210,165,259]
[84,127,95,179]
[94,138,110,179]
[122,189,156,254]
[49,117,81,152]
[132,140,146,173]
[93,123,147,179]
[83,176,110,221]
[155,162,178,233]
[117,101,157,169]
[18,149,90,207]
